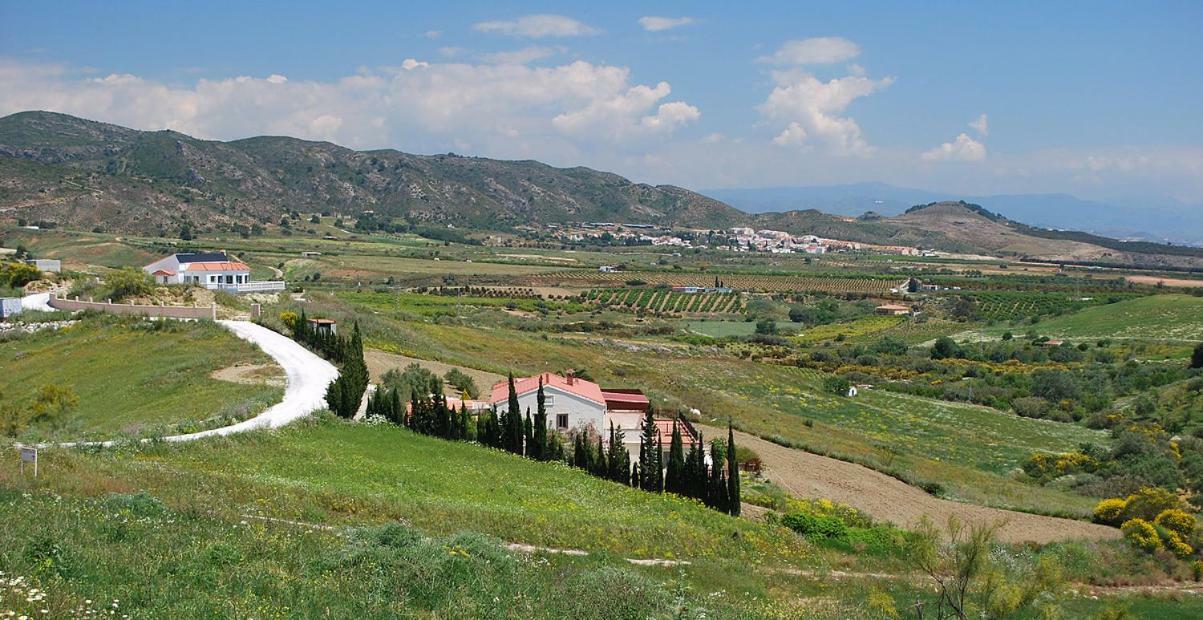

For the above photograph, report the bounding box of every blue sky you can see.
[2,1,1201,205]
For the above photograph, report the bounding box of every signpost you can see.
[18,446,37,478]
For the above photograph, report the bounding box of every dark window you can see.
[556,414,568,429]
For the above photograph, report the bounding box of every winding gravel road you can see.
[28,320,337,448]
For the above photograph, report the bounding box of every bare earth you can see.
[211,363,286,387]
[1126,275,1203,288]
[700,424,1120,544]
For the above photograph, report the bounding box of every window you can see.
[545,395,556,406]
[556,414,568,430]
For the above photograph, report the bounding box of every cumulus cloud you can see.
[921,132,987,161]
[481,46,557,65]
[0,58,697,155]
[552,81,699,139]
[758,69,894,155]
[970,113,988,136]
[473,14,598,38]
[772,122,807,146]
[638,16,695,32]
[760,37,861,65]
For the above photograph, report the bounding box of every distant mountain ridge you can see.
[705,183,1203,245]
[1,111,1201,270]
[0,111,745,235]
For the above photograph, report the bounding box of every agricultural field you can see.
[532,270,905,295]
[979,294,1203,342]
[587,288,743,314]
[0,316,280,441]
[960,290,1145,322]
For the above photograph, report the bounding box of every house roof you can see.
[175,251,230,263]
[876,304,911,311]
[651,419,699,446]
[180,261,250,272]
[490,372,606,406]
[601,388,649,411]
[151,269,175,276]
[307,318,337,325]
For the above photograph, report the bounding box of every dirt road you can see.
[701,425,1120,544]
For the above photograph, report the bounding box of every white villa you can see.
[143,251,284,293]
[489,372,698,463]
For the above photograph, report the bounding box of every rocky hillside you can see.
[0,111,745,235]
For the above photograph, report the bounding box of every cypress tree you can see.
[503,374,524,455]
[605,423,629,483]
[523,410,533,457]
[665,422,685,494]
[727,422,741,516]
[460,406,472,442]
[533,379,548,460]
[638,406,659,490]
[685,431,706,501]
[592,434,607,478]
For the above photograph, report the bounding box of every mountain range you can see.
[1,111,1201,270]
[704,183,1203,246]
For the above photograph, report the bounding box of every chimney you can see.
[566,370,575,385]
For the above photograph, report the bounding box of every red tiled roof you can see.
[181,261,250,272]
[151,269,175,276]
[651,419,698,446]
[601,388,649,411]
[490,372,606,406]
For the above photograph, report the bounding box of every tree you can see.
[665,421,686,495]
[755,318,778,335]
[523,410,534,457]
[931,336,961,360]
[532,379,548,460]
[1191,342,1203,369]
[638,406,662,491]
[103,268,153,301]
[501,373,524,455]
[605,423,630,483]
[727,422,741,516]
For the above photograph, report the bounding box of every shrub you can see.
[1093,498,1127,525]
[782,512,849,541]
[1154,508,1197,540]
[1122,487,1181,522]
[1120,518,1161,552]
[103,268,153,301]
[0,261,42,288]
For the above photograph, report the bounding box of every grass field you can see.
[987,294,1203,342]
[684,320,759,338]
[0,317,280,441]
[319,302,1103,517]
[0,419,837,618]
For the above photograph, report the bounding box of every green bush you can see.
[782,512,849,541]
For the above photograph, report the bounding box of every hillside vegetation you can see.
[0,316,280,441]
[0,111,743,235]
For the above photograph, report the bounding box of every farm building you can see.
[143,251,284,293]
[306,317,337,335]
[875,304,912,316]
[489,372,698,463]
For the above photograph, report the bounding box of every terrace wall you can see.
[49,295,216,320]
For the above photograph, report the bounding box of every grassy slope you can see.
[337,305,1103,517]
[1008,294,1203,342]
[0,420,836,618]
[0,318,280,440]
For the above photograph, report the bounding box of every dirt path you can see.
[211,363,286,387]
[700,425,1120,544]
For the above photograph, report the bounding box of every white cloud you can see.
[758,69,894,155]
[473,14,598,38]
[0,58,697,156]
[771,122,808,146]
[438,46,467,58]
[760,37,861,66]
[638,16,695,32]
[482,46,556,65]
[922,132,987,162]
[970,113,988,136]
[423,30,442,39]
[552,81,699,139]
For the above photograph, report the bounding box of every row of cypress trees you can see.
[290,310,368,419]
[367,370,741,517]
